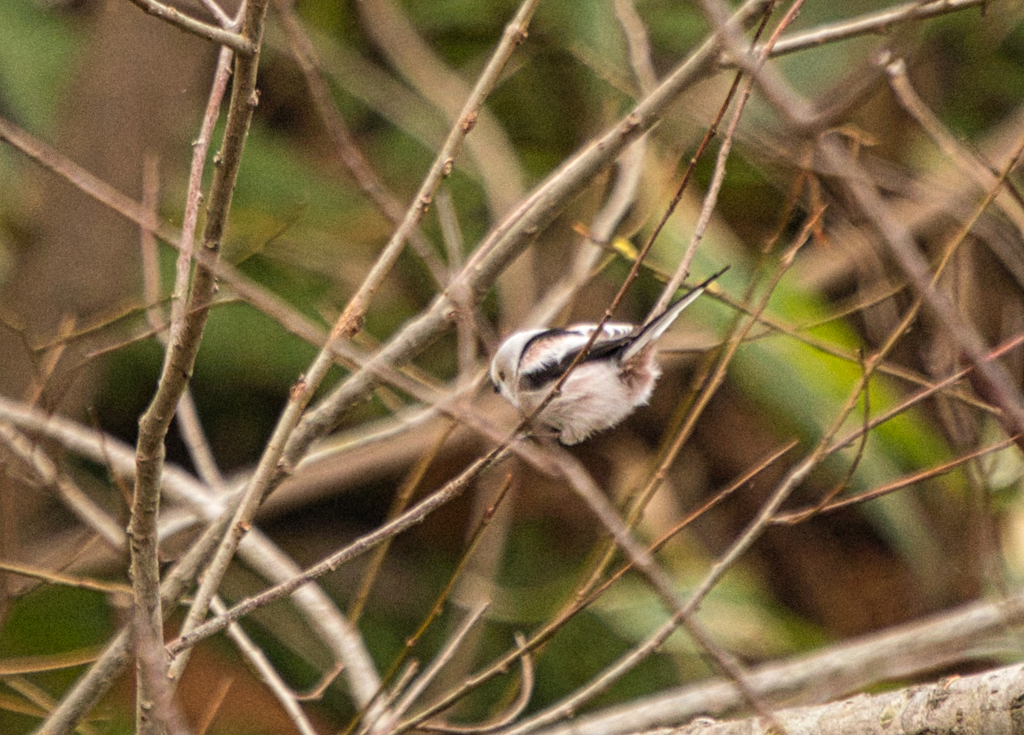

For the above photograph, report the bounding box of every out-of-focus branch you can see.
[885,56,1024,242]
[0,560,129,596]
[527,594,1024,735]
[0,423,125,550]
[357,0,528,222]
[336,0,539,338]
[273,0,448,286]
[821,136,1024,434]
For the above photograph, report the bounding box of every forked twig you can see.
[124,0,254,53]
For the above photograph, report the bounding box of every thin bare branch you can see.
[383,603,491,731]
[124,0,255,54]
[166,445,512,656]
[774,433,1021,523]
[352,473,516,735]
[763,0,989,62]
[211,595,319,735]
[335,0,540,338]
[349,424,456,623]
[273,0,448,285]
[420,633,535,734]
[0,560,129,596]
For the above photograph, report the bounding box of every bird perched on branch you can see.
[490,268,727,444]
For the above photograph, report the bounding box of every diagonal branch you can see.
[332,0,541,339]
[283,0,775,472]
[125,0,256,54]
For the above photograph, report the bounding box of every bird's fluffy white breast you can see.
[516,357,660,444]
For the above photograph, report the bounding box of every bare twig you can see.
[273,0,448,285]
[382,603,491,731]
[211,595,319,735]
[166,445,512,655]
[0,559,129,596]
[762,0,989,62]
[353,473,516,735]
[774,433,1021,522]
[348,424,456,623]
[124,0,255,54]
[420,633,535,734]
[822,333,1024,462]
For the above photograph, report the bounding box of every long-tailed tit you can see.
[490,268,726,445]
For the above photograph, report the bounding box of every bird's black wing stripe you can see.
[583,337,632,363]
[518,329,575,390]
[520,347,582,390]
[519,334,634,391]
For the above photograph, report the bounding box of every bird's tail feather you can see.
[622,266,728,363]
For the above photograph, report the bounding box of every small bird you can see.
[490,268,727,444]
